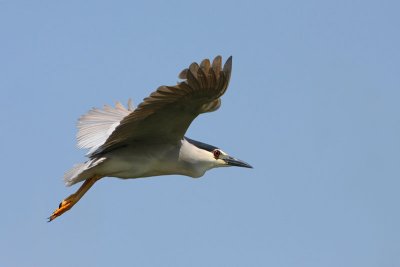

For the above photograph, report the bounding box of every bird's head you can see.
[209,148,253,168]
[184,137,253,171]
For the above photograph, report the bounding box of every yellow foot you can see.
[48,176,101,222]
[48,195,76,222]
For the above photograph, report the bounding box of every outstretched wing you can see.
[92,55,232,156]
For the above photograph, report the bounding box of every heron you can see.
[49,56,252,221]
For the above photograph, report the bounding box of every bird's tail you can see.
[63,158,106,186]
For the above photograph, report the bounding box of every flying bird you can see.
[49,56,252,221]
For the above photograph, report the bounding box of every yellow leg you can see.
[48,175,101,222]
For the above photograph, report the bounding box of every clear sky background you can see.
[1,1,399,266]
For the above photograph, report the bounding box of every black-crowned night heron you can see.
[49,56,252,221]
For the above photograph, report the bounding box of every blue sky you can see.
[1,1,399,266]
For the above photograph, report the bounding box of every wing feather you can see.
[92,56,232,156]
[77,100,134,155]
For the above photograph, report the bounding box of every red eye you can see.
[213,149,221,159]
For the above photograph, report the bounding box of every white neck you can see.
[178,139,217,178]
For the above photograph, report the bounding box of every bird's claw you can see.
[48,198,74,222]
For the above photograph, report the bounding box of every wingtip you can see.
[223,56,233,74]
[227,56,232,65]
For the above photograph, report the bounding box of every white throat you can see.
[178,139,217,177]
